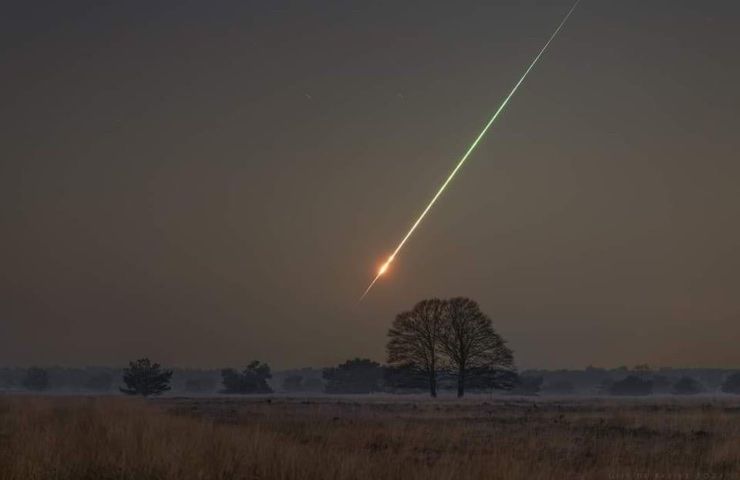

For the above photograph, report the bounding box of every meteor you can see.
[360,0,581,300]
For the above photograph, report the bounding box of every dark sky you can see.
[2,1,739,370]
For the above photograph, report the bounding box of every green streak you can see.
[361,0,581,300]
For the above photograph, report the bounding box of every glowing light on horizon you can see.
[360,0,581,301]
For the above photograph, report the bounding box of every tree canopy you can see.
[721,373,740,394]
[120,358,173,396]
[323,358,383,394]
[440,297,514,397]
[22,367,49,391]
[221,361,273,394]
[386,297,515,397]
[609,375,653,396]
[387,298,445,397]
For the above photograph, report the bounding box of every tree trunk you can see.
[457,368,465,398]
[429,362,437,397]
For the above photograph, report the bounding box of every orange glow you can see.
[359,0,580,301]
[378,262,389,276]
[360,255,395,300]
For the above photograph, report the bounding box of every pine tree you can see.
[120,358,173,396]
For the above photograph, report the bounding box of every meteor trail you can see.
[360,0,581,301]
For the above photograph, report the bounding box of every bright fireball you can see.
[378,262,390,276]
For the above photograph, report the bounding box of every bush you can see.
[464,367,519,392]
[281,375,304,392]
[509,375,543,396]
[383,364,428,392]
[323,358,383,394]
[651,375,673,394]
[221,361,272,394]
[542,380,575,395]
[672,376,703,395]
[120,358,173,396]
[721,373,740,394]
[609,375,652,396]
[22,367,49,391]
[301,377,325,392]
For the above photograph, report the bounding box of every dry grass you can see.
[0,395,739,480]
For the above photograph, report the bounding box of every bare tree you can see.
[387,298,445,397]
[440,297,513,397]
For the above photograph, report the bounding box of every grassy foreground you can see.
[0,395,738,479]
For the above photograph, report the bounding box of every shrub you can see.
[120,358,173,396]
[323,358,383,394]
[22,367,49,391]
[609,375,652,396]
[672,376,703,395]
[721,373,740,394]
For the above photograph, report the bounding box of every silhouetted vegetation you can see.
[0,363,738,397]
[383,364,430,392]
[609,375,653,396]
[463,367,519,392]
[221,361,273,394]
[84,372,113,392]
[632,364,652,375]
[387,298,445,397]
[672,376,703,395]
[386,297,514,397]
[722,373,740,394]
[651,375,673,394]
[282,374,304,392]
[323,358,383,394]
[440,297,513,397]
[22,367,49,391]
[120,358,173,396]
[271,368,324,393]
[542,380,575,395]
[510,374,543,396]
[184,376,217,393]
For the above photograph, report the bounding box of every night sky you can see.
[2,1,739,369]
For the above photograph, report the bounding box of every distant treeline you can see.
[525,365,740,396]
[2,298,739,397]
[2,363,740,396]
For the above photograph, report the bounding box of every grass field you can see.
[0,395,738,479]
